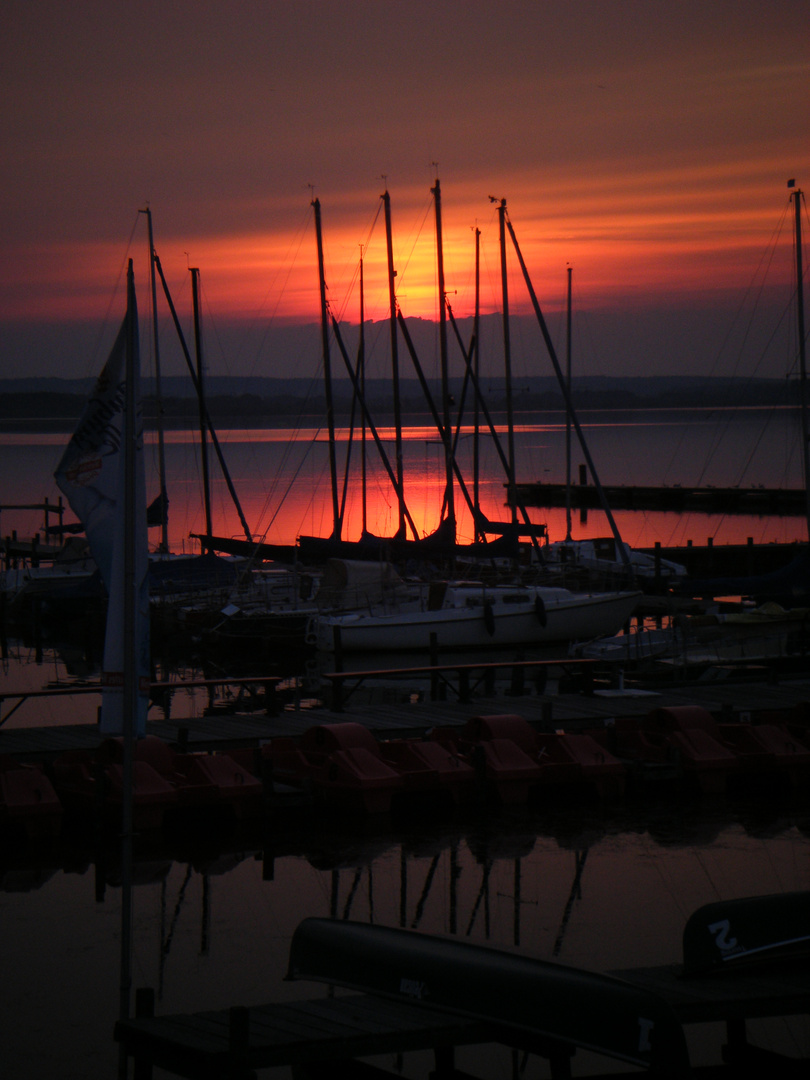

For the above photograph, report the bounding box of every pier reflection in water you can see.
[2,405,810,1078]
[2,799,808,1078]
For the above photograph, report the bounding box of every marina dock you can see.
[2,663,810,765]
[116,898,810,1079]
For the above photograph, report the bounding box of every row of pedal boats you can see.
[3,704,810,838]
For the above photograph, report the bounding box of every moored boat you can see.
[309,580,641,653]
[610,704,810,794]
[544,536,687,587]
[0,756,63,841]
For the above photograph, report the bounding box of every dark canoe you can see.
[681,890,810,976]
[286,918,691,1077]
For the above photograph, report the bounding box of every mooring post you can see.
[510,663,525,696]
[472,744,487,803]
[132,987,155,1080]
[333,625,343,672]
[261,752,275,829]
[457,668,470,702]
[429,633,439,700]
[432,1045,456,1077]
[229,1005,250,1055]
[332,674,345,713]
[542,700,553,729]
[264,679,278,716]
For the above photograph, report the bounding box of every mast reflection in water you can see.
[2,802,808,1078]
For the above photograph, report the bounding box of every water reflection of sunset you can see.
[134,408,808,554]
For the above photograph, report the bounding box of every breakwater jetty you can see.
[512,479,807,517]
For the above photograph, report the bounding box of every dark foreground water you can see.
[2,796,808,1078]
[2,407,809,1076]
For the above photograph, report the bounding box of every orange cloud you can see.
[0,161,798,336]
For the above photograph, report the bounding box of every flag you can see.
[56,278,150,735]
[55,319,128,591]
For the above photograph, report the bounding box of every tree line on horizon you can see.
[0,375,801,425]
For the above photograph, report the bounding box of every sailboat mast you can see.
[141,207,169,552]
[312,198,341,539]
[565,265,573,541]
[497,199,518,528]
[117,258,137,1073]
[359,247,368,536]
[152,254,251,543]
[791,183,810,540]
[504,211,632,574]
[190,268,213,545]
[473,226,482,541]
[432,176,455,530]
[382,189,406,537]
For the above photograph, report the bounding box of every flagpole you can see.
[118,258,137,1078]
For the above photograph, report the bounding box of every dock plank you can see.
[117,994,485,1075]
[3,677,809,765]
[117,963,810,1078]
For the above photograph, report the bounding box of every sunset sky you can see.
[1,0,807,382]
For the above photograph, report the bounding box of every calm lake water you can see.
[2,409,809,1078]
[2,405,808,554]
[3,801,810,1078]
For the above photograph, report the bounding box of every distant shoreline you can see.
[0,402,802,438]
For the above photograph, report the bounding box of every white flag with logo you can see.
[55,294,149,735]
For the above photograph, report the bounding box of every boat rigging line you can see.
[150,251,253,544]
[503,203,633,577]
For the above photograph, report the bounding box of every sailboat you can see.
[675,180,810,608]
[308,576,641,653]
[306,184,641,652]
[541,267,686,588]
[293,185,531,565]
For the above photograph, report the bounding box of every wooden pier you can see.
[115,897,810,1079]
[2,663,809,765]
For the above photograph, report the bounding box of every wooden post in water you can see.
[430,633,439,699]
[133,988,155,1080]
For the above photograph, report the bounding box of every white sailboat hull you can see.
[309,584,641,653]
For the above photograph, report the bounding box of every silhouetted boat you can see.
[309,579,641,653]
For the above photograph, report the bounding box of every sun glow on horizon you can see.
[1,169,801,338]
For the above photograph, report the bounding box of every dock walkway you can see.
[116,899,810,1079]
[2,669,809,763]
[117,967,810,1079]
